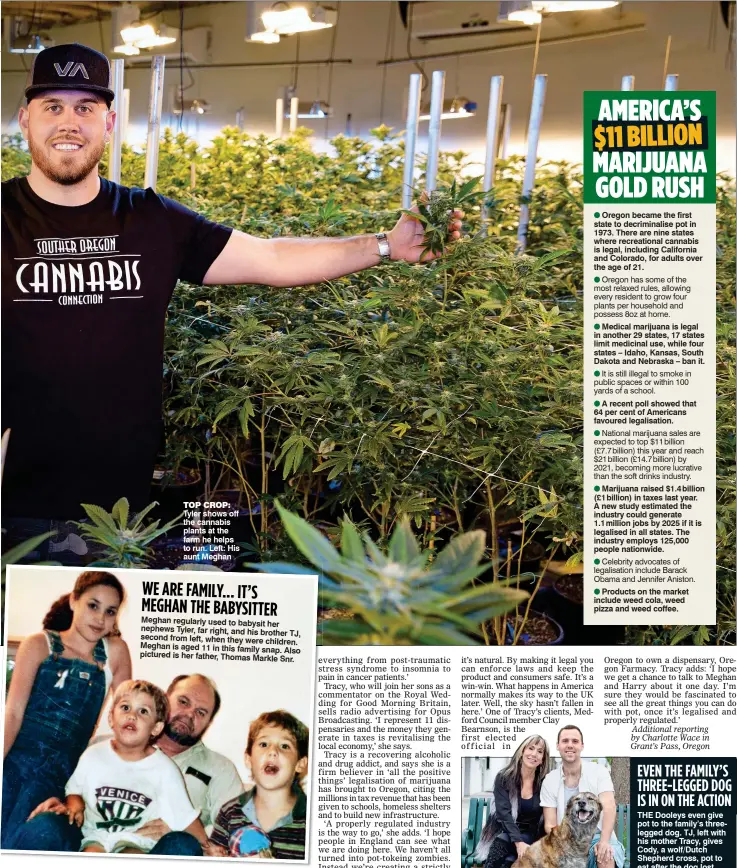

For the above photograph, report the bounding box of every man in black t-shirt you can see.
[1,43,462,551]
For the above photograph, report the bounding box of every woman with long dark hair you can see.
[2,571,132,849]
[474,735,552,868]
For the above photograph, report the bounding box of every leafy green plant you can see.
[1,531,55,573]
[75,498,182,568]
[1,531,57,639]
[255,502,528,645]
[408,177,486,258]
[1,134,31,182]
[2,129,733,646]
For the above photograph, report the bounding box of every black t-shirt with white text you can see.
[1,176,232,518]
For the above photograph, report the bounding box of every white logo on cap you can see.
[53,62,90,80]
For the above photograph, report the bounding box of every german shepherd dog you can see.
[511,792,602,868]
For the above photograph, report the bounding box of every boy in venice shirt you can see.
[28,680,205,854]
[1,43,462,546]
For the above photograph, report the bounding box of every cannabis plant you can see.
[255,502,528,645]
[407,177,486,259]
[76,498,182,568]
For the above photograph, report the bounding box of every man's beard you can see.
[164,717,201,747]
[28,134,105,186]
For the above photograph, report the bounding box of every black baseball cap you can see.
[26,43,115,105]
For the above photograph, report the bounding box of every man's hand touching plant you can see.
[386,196,464,263]
[201,183,472,288]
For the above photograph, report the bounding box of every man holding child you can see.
[138,674,244,842]
[13,672,310,859]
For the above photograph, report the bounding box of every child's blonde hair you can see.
[113,679,169,724]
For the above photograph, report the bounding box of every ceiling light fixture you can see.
[285,99,333,118]
[262,3,337,36]
[246,1,281,43]
[173,98,211,115]
[8,33,53,54]
[498,1,542,26]
[113,42,141,56]
[419,96,477,121]
[5,18,53,53]
[121,22,156,44]
[114,2,178,54]
[249,28,281,43]
[533,1,620,11]
[135,24,178,49]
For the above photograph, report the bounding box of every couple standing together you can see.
[476,727,626,868]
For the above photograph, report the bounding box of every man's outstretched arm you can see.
[542,806,558,834]
[202,205,463,287]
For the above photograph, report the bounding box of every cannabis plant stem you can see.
[506,536,514,637]
[512,542,560,645]
[260,413,268,538]
[485,480,503,646]
[356,491,382,531]
[215,434,261,542]
[452,483,463,532]
[514,521,528,636]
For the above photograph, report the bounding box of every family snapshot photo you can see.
[2,566,317,861]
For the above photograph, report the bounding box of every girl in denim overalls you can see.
[2,570,132,849]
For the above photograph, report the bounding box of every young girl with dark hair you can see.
[2,571,132,849]
[474,735,553,868]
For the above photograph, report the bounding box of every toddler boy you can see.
[31,679,204,853]
[209,710,309,860]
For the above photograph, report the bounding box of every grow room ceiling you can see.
[1,2,208,29]
[1,1,733,173]
[403,0,646,47]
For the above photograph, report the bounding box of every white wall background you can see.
[462,754,611,796]
[2,1,735,172]
[4,565,318,789]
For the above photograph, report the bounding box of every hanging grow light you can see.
[249,28,280,43]
[419,96,477,121]
[262,3,337,35]
[173,98,211,115]
[114,2,178,54]
[285,100,333,118]
[246,1,281,43]
[533,1,620,11]
[134,25,178,49]
[499,0,620,25]
[8,33,53,54]
[5,17,53,53]
[498,1,542,26]
[113,42,141,56]
[120,22,156,44]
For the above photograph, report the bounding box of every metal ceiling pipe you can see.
[108,59,124,184]
[401,73,422,209]
[377,25,646,67]
[425,70,445,193]
[516,74,547,253]
[482,75,504,226]
[621,75,635,91]
[144,56,165,191]
[664,74,679,91]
